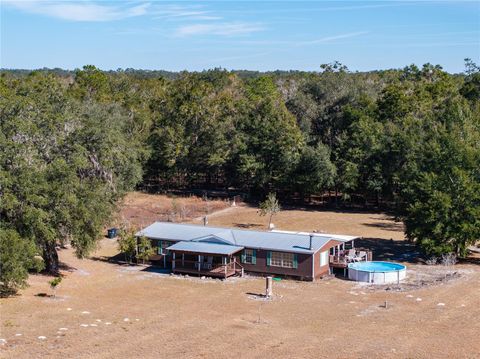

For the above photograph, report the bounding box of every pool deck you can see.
[329,249,373,269]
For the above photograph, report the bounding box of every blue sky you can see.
[1,1,479,72]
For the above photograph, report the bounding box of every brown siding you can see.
[235,249,314,280]
[313,241,342,279]
[313,249,329,278]
[144,237,344,281]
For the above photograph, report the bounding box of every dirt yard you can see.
[116,191,230,229]
[1,195,479,359]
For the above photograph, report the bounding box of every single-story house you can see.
[135,222,367,281]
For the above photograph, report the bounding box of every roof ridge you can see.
[152,221,333,239]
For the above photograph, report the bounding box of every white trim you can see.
[312,252,315,279]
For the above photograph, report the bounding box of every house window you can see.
[158,240,173,255]
[270,252,295,268]
[320,251,328,266]
[242,249,256,264]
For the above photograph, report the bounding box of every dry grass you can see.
[189,204,406,240]
[115,191,230,229]
[1,195,479,359]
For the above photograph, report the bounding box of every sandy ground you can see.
[116,191,230,229]
[190,204,406,240]
[1,197,479,359]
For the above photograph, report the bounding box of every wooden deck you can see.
[329,249,373,269]
[172,259,243,279]
[173,266,238,278]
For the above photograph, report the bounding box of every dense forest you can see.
[1,61,479,294]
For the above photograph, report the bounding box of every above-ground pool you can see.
[348,261,406,284]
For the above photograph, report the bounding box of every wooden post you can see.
[182,253,184,267]
[198,255,201,271]
[172,252,176,270]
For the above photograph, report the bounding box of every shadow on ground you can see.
[459,253,480,265]
[234,223,263,229]
[246,292,267,298]
[362,221,404,232]
[140,266,171,274]
[90,253,135,266]
[35,292,53,298]
[58,261,77,272]
[356,237,422,263]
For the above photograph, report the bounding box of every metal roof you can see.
[136,222,351,254]
[166,241,244,255]
[271,230,358,242]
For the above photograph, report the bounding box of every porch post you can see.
[198,255,201,271]
[352,239,355,248]
[224,256,227,278]
[172,252,176,270]
[182,253,184,267]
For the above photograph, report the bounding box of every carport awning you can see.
[166,241,244,255]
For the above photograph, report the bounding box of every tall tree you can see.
[0,72,144,272]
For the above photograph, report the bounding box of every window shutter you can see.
[293,254,298,269]
[241,250,246,263]
[252,249,257,265]
[266,251,271,266]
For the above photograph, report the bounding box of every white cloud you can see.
[209,32,369,46]
[299,31,369,45]
[153,9,221,21]
[176,22,264,37]
[3,1,150,22]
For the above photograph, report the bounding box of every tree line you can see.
[1,60,479,294]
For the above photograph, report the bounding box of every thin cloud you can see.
[217,3,406,15]
[299,31,370,45]
[176,22,264,37]
[3,0,150,22]
[151,6,222,21]
[214,32,369,46]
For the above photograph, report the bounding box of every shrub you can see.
[0,229,44,296]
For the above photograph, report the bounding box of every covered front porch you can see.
[167,241,245,279]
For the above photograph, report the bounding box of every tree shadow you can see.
[140,266,171,274]
[278,203,398,216]
[362,222,404,232]
[89,253,135,266]
[35,292,52,298]
[356,237,423,263]
[234,223,263,229]
[459,254,480,265]
[58,261,77,272]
